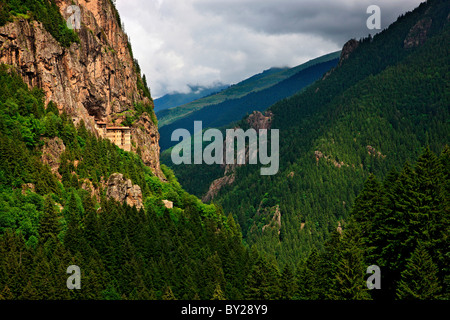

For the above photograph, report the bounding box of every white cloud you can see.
[116,0,424,98]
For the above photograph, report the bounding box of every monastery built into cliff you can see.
[95,121,131,152]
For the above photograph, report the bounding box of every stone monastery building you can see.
[95,121,131,152]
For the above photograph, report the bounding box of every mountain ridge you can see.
[156,50,341,128]
[154,83,229,112]
[0,0,163,178]
[158,55,340,150]
[163,0,450,265]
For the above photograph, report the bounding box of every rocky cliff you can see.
[106,173,143,210]
[0,0,164,179]
[202,111,273,202]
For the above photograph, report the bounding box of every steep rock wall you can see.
[0,0,164,179]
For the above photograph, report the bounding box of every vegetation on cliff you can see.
[0,0,79,47]
[163,0,450,297]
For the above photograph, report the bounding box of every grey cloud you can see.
[116,0,424,97]
[194,0,424,44]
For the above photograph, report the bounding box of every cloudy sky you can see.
[116,0,424,98]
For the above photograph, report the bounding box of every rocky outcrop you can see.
[130,113,164,179]
[366,145,386,159]
[162,200,173,209]
[338,39,359,66]
[202,168,236,203]
[320,39,357,81]
[202,110,274,202]
[314,150,349,168]
[106,173,143,209]
[246,110,273,131]
[81,178,102,203]
[337,221,343,235]
[404,18,432,49]
[262,205,281,235]
[0,0,164,179]
[41,137,66,179]
[21,183,35,195]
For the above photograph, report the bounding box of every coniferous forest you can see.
[0,0,448,304]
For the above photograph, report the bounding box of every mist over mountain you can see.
[158,52,340,150]
[162,0,450,300]
[154,83,229,112]
[0,0,448,305]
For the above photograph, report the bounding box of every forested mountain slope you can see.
[0,0,251,300]
[159,57,339,150]
[164,0,450,271]
[154,83,229,113]
[156,51,340,129]
[0,0,448,302]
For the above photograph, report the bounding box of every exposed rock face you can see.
[0,0,164,179]
[366,145,386,158]
[41,137,66,179]
[202,111,273,202]
[21,183,35,195]
[81,178,101,203]
[202,170,236,203]
[338,39,359,66]
[162,200,173,209]
[404,18,432,49]
[337,221,343,235]
[106,173,143,209]
[246,110,273,131]
[130,113,164,179]
[261,205,281,235]
[314,150,349,168]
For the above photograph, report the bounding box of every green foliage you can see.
[0,0,448,301]
[294,147,448,300]
[0,62,265,300]
[0,0,80,47]
[121,101,157,127]
[166,0,450,269]
[396,243,442,299]
[158,58,339,150]
[156,51,341,128]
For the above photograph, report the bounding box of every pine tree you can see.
[211,282,226,300]
[438,145,450,298]
[202,252,226,299]
[295,249,323,300]
[162,285,177,300]
[396,243,442,299]
[382,162,416,276]
[39,196,60,245]
[20,280,39,300]
[0,285,14,300]
[328,227,371,300]
[279,264,296,299]
[350,174,389,261]
[412,147,444,248]
[64,191,84,253]
[244,256,280,300]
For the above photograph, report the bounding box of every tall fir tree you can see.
[38,196,60,245]
[396,243,442,300]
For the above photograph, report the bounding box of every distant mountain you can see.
[154,83,229,112]
[158,53,340,150]
[156,51,341,128]
[162,0,450,289]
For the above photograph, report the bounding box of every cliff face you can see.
[202,111,273,202]
[0,0,164,179]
